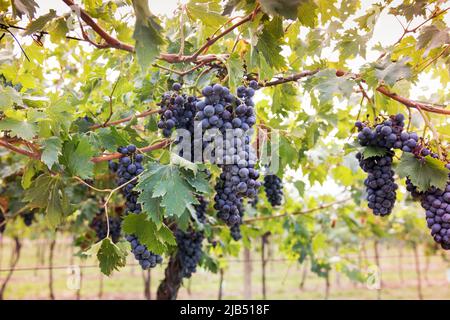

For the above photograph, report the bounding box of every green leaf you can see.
[417,25,450,55]
[260,0,303,20]
[272,83,298,115]
[46,180,65,227]
[0,86,23,111]
[170,153,198,174]
[23,174,53,208]
[132,0,165,70]
[389,0,427,21]
[86,239,127,276]
[297,0,318,27]
[337,29,368,61]
[152,165,198,218]
[24,174,71,227]
[11,0,39,19]
[186,1,228,29]
[0,118,37,140]
[226,52,244,94]
[184,170,212,194]
[255,16,286,70]
[374,57,411,86]
[294,180,305,196]
[41,137,62,169]
[60,135,95,179]
[397,153,448,192]
[361,146,387,159]
[122,213,174,254]
[21,160,37,189]
[23,9,57,36]
[47,16,69,43]
[304,69,354,104]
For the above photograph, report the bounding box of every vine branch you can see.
[90,139,171,163]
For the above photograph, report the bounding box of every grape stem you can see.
[102,173,143,239]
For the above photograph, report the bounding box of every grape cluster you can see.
[176,197,208,278]
[155,82,261,241]
[109,145,163,270]
[356,152,398,216]
[263,174,283,207]
[22,211,35,227]
[0,212,5,234]
[407,163,450,250]
[355,114,418,152]
[126,234,163,269]
[157,83,198,138]
[198,84,260,238]
[89,208,122,243]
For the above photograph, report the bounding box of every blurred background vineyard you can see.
[1,235,449,300]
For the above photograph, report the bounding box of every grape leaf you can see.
[41,137,62,169]
[132,0,165,70]
[184,170,213,194]
[151,165,198,218]
[260,0,303,20]
[305,69,354,104]
[396,153,448,192]
[47,16,69,43]
[0,86,23,111]
[11,0,39,19]
[389,0,427,21]
[294,180,305,196]
[297,0,318,27]
[85,239,127,276]
[361,146,387,159]
[23,9,57,36]
[170,153,198,174]
[255,16,286,70]
[374,57,411,86]
[24,174,71,227]
[417,25,450,55]
[0,118,37,140]
[226,52,244,94]
[60,135,95,179]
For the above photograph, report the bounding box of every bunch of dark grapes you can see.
[155,82,261,241]
[197,83,260,238]
[175,197,208,278]
[89,208,122,243]
[0,212,5,234]
[356,152,398,216]
[126,234,163,269]
[21,211,35,227]
[109,145,163,269]
[355,114,418,152]
[157,82,198,139]
[263,174,283,207]
[407,163,450,250]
